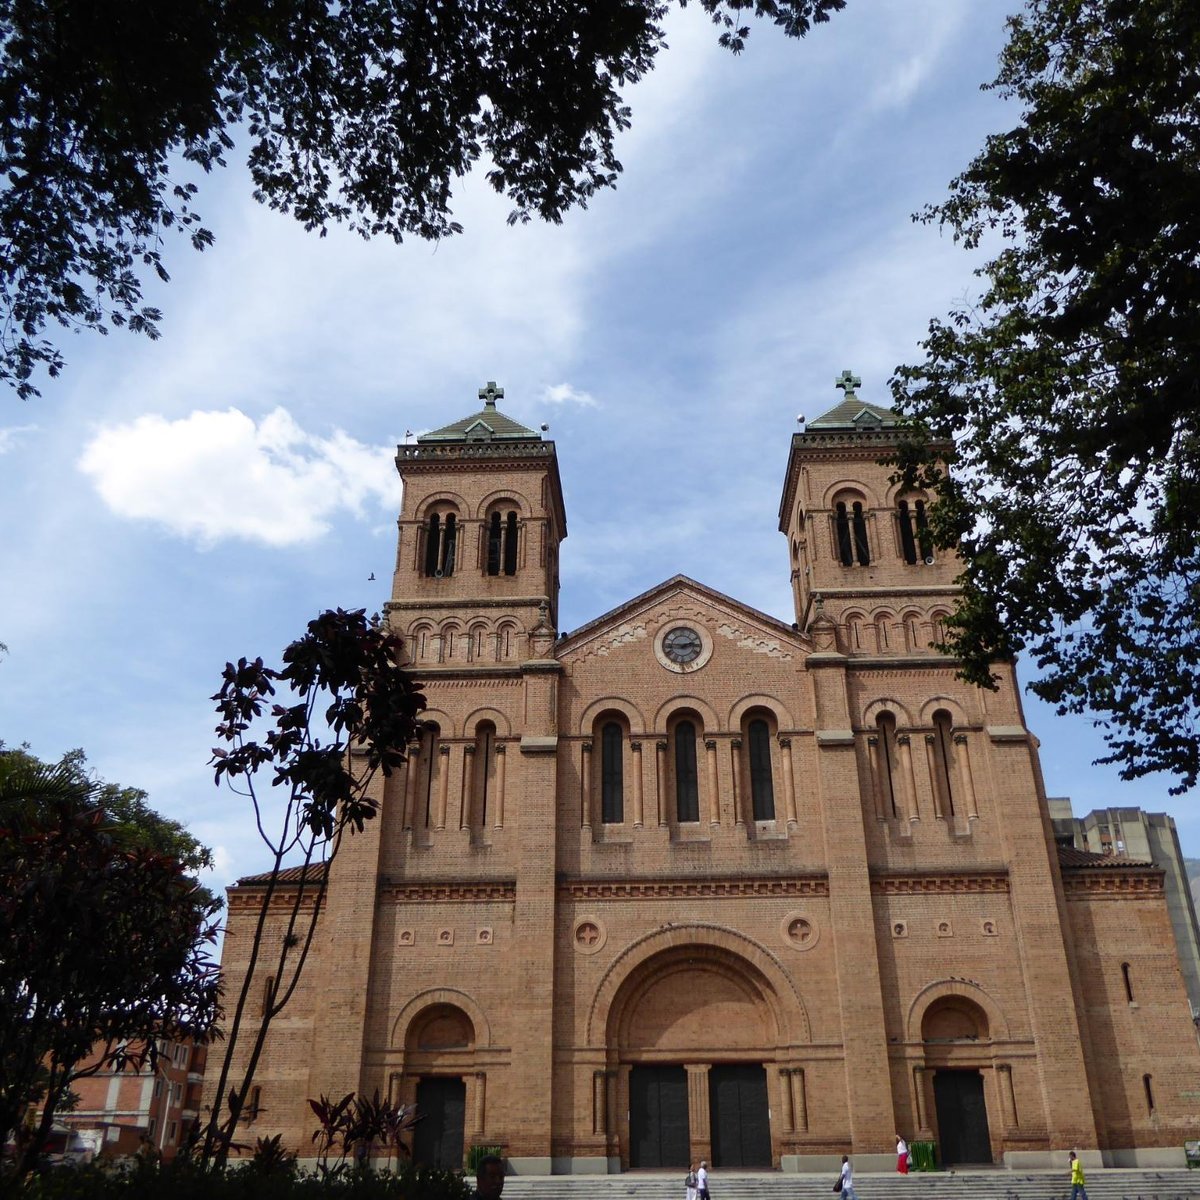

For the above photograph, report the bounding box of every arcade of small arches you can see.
[392,694,983,843]
[412,492,556,582]
[381,938,1021,1169]
[864,699,980,827]
[838,606,951,655]
[402,618,525,665]
[795,486,938,569]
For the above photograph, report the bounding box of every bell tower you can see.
[385,382,567,664]
[778,371,958,651]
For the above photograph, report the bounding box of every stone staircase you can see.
[502,1170,1200,1200]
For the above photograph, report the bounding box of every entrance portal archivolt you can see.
[588,925,808,1169]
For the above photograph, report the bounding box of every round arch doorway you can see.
[603,939,792,1170]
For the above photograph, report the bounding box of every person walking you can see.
[685,1164,698,1200]
[838,1155,858,1200]
[697,1160,710,1200]
[895,1134,908,1174]
[1068,1151,1089,1200]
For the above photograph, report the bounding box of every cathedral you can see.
[214,379,1200,1173]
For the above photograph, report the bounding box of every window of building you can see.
[487,508,519,576]
[1143,1074,1155,1115]
[835,503,854,566]
[248,1086,262,1122]
[877,713,899,818]
[154,1080,163,1098]
[898,499,933,565]
[168,1121,177,1144]
[262,974,275,1016]
[1122,962,1134,1003]
[747,718,775,821]
[852,501,870,565]
[601,722,624,824]
[148,1117,157,1138]
[931,709,956,816]
[420,723,440,826]
[423,511,458,577]
[674,720,699,822]
[473,721,496,828]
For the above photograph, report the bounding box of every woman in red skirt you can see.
[896,1134,909,1174]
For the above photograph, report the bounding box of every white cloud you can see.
[542,382,598,408]
[0,424,37,454]
[78,407,401,546]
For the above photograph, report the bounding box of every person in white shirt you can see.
[697,1161,709,1200]
[896,1134,908,1174]
[839,1155,858,1200]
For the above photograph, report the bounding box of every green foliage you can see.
[202,610,426,1165]
[23,1156,473,1200]
[0,0,844,400]
[0,753,220,1181]
[309,1091,420,1174]
[892,0,1200,792]
[465,1146,503,1174]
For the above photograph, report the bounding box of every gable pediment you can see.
[557,575,808,667]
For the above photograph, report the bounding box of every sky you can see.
[2,0,1196,899]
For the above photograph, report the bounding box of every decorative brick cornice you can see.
[1062,872,1164,898]
[559,875,829,900]
[381,881,517,903]
[870,869,1010,895]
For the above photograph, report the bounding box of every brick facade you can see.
[209,386,1200,1171]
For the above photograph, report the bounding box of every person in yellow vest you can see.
[1069,1151,1089,1200]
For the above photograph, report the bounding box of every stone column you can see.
[897,734,919,821]
[605,1071,618,1139]
[924,735,943,818]
[954,733,979,819]
[685,1064,711,1160]
[778,1068,795,1131]
[435,744,451,829]
[581,742,593,830]
[656,741,669,827]
[631,742,644,827]
[867,735,887,819]
[997,1063,1018,1128]
[704,740,720,828]
[592,1070,606,1136]
[461,744,476,830]
[474,1071,487,1137]
[913,1067,930,1135]
[732,738,747,827]
[493,744,506,828]
[779,738,797,824]
[791,1067,808,1133]
[402,746,419,830]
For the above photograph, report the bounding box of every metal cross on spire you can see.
[479,381,505,408]
[834,369,861,399]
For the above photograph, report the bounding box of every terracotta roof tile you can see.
[234,863,329,887]
[1057,844,1152,869]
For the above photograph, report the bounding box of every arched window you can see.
[674,720,699,822]
[486,507,519,576]
[915,500,931,561]
[747,718,775,821]
[898,500,918,565]
[472,721,496,828]
[876,713,898,818]
[931,709,956,816]
[852,501,870,565]
[423,511,457,577]
[601,721,624,824]
[898,499,932,565]
[419,722,440,826]
[835,503,854,566]
[1143,1074,1155,1114]
[1121,961,1134,1003]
